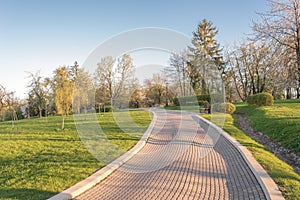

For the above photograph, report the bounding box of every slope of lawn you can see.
[235,99,300,156]
[0,110,152,200]
[202,114,300,200]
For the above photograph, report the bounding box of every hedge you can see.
[247,92,274,106]
[173,94,223,106]
[96,105,114,112]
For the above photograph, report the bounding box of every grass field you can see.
[0,110,152,200]
[202,112,300,200]
[235,99,300,156]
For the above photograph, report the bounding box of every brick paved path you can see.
[75,110,267,200]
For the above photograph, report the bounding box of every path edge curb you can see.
[195,114,285,200]
[48,109,157,200]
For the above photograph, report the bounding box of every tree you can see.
[252,0,300,98]
[52,66,73,130]
[5,92,19,128]
[114,54,135,98]
[144,73,170,105]
[94,56,115,104]
[0,84,7,121]
[228,41,281,101]
[73,67,94,114]
[94,54,136,108]
[26,71,48,118]
[168,51,189,96]
[189,18,224,94]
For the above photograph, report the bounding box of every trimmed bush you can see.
[247,92,274,106]
[212,102,236,114]
[247,95,256,105]
[226,102,236,114]
[173,94,221,107]
[98,105,113,112]
[257,92,274,106]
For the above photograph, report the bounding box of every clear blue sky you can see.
[0,0,268,98]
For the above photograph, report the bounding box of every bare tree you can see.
[73,68,94,114]
[144,73,167,105]
[228,41,281,101]
[94,56,115,105]
[26,71,48,118]
[252,0,300,98]
[5,92,18,128]
[0,84,7,121]
[168,51,189,96]
[94,54,135,107]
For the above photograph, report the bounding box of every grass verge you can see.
[0,110,152,200]
[202,114,300,200]
[234,100,300,156]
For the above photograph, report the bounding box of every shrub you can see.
[257,92,274,106]
[173,97,179,106]
[100,105,113,112]
[247,95,256,105]
[212,102,236,114]
[247,92,274,106]
[226,102,236,114]
[198,100,206,107]
[173,94,221,107]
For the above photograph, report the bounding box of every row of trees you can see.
[0,84,21,125]
[25,63,85,129]
[167,0,300,102]
[227,0,300,101]
[23,54,140,129]
[1,53,173,128]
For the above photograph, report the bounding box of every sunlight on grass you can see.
[0,110,152,200]
[235,100,300,155]
[202,114,300,200]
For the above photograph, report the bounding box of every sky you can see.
[0,0,268,99]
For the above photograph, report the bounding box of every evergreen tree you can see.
[190,18,224,94]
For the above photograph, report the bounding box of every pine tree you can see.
[190,18,224,94]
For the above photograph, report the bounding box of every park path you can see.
[74,110,267,200]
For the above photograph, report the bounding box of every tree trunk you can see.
[286,88,291,99]
[39,106,42,118]
[201,79,206,94]
[62,115,65,130]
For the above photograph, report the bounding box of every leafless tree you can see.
[228,41,282,101]
[252,0,300,98]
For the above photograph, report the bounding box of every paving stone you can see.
[75,111,267,200]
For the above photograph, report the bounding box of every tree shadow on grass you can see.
[0,188,57,200]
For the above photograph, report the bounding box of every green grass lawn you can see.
[0,110,152,200]
[235,99,300,156]
[202,113,300,200]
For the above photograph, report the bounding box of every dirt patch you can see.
[236,114,300,174]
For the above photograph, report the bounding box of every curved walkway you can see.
[72,110,278,200]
